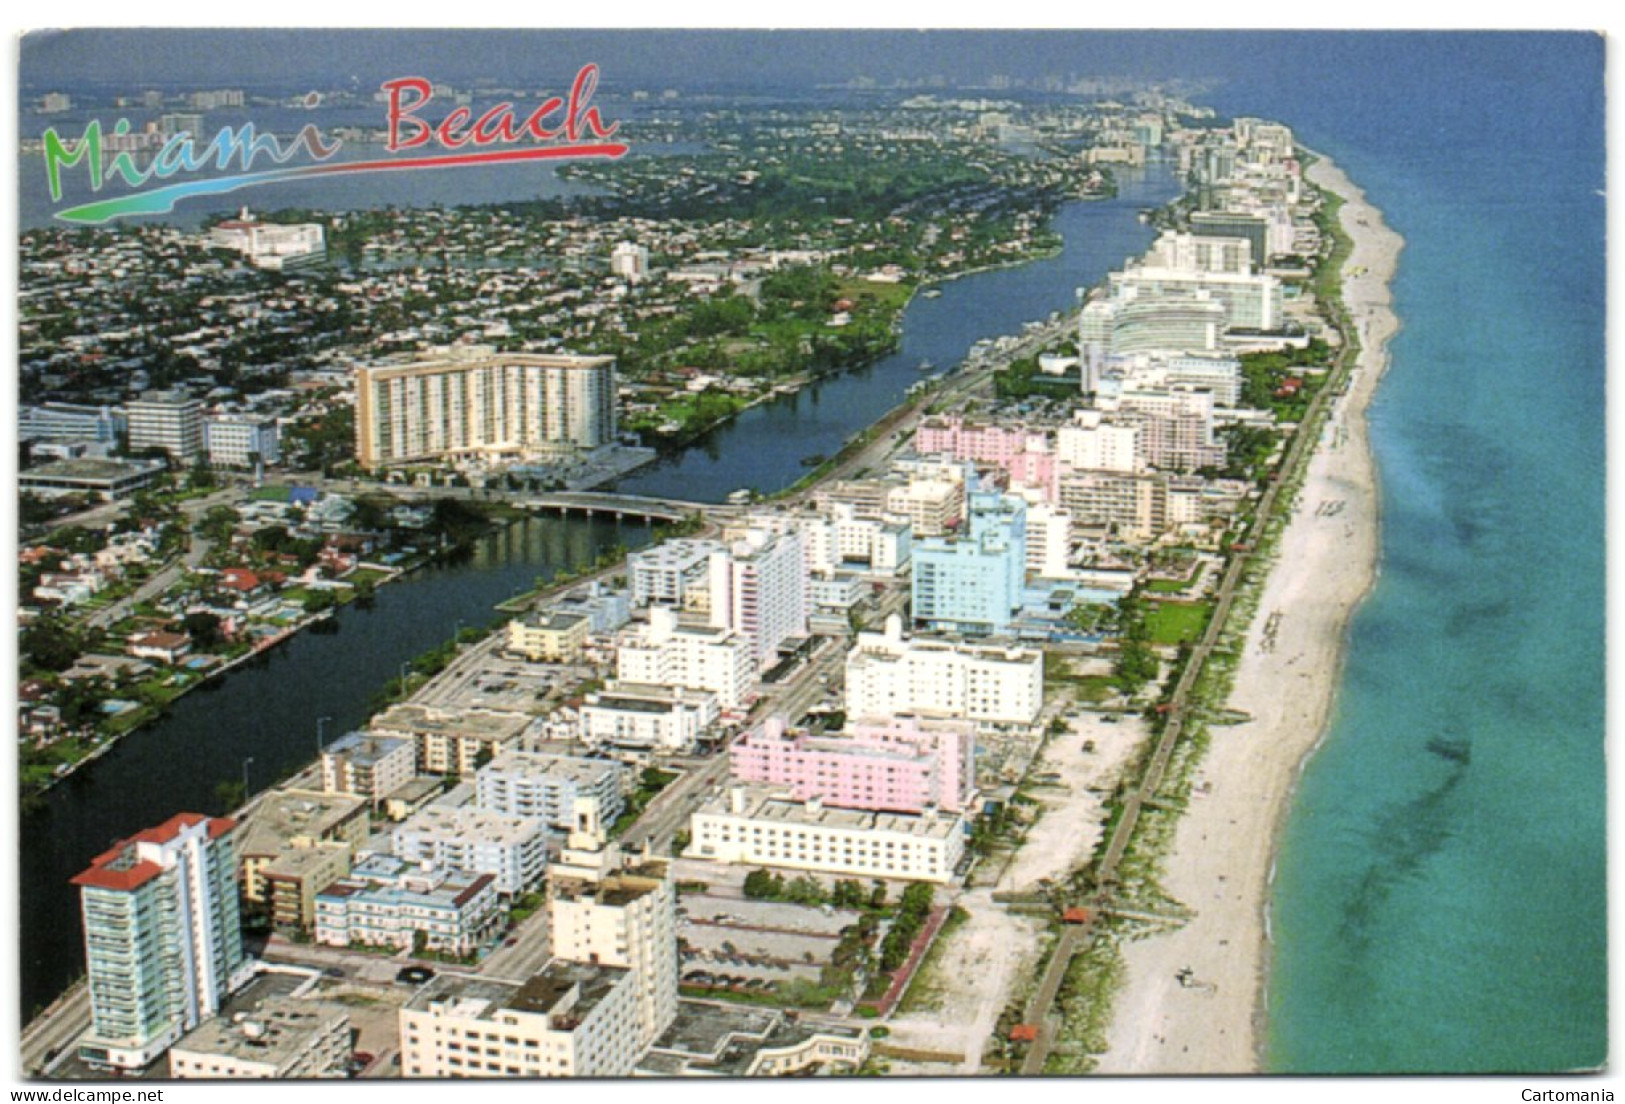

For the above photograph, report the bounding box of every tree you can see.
[214,779,246,814]
[196,505,240,545]
[188,460,216,492]
[785,875,826,906]
[744,869,785,900]
[252,525,292,553]
[21,617,82,672]
[183,611,224,649]
[900,882,934,917]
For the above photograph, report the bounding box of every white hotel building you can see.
[354,346,616,468]
[400,966,642,1078]
[689,784,965,884]
[844,615,1044,726]
[615,606,754,711]
[708,527,807,673]
[203,414,280,468]
[577,682,719,755]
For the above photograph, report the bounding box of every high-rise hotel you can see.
[72,813,255,1071]
[353,346,616,469]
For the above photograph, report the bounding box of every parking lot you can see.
[416,649,598,716]
[677,895,861,989]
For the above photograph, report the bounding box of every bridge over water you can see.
[519,491,720,525]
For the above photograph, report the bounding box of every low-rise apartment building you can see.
[577,682,720,755]
[475,750,626,831]
[169,998,349,1079]
[315,855,500,956]
[392,805,549,895]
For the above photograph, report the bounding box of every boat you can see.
[917,359,935,372]
[922,288,942,299]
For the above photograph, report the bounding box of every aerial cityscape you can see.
[11,28,1607,1087]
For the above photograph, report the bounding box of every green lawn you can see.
[1074,674,1118,703]
[1146,576,1195,595]
[1144,601,1213,646]
[347,567,393,587]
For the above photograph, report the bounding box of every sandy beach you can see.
[1096,155,1404,1074]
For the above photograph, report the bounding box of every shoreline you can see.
[1095,153,1404,1074]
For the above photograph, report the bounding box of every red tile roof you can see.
[71,813,233,892]
[452,873,496,908]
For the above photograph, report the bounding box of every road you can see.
[16,303,1081,1078]
[76,488,236,631]
[19,986,90,1077]
[620,754,734,855]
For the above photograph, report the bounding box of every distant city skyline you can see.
[19,28,1584,96]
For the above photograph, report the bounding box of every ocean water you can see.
[1207,34,1607,1072]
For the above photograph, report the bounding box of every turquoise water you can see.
[1211,35,1607,1072]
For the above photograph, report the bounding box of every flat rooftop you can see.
[642,999,867,1075]
[20,457,163,482]
[698,785,962,840]
[261,841,350,880]
[395,804,544,846]
[481,750,624,784]
[522,610,590,632]
[372,703,530,742]
[238,790,365,857]
[628,539,722,567]
[171,996,347,1068]
[325,730,410,767]
[407,962,630,1022]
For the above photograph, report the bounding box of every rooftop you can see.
[319,857,493,910]
[371,703,530,743]
[21,457,165,482]
[73,813,233,892]
[395,804,545,847]
[407,962,630,1025]
[480,750,624,785]
[699,785,963,841]
[521,610,591,633]
[237,790,365,859]
[261,836,352,875]
[643,999,867,1076]
[171,997,348,1069]
[324,730,411,767]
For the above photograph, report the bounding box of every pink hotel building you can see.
[729,715,975,815]
[914,415,1059,501]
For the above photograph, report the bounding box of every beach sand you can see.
[1095,155,1404,1074]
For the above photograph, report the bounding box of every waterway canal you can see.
[20,163,1179,1018]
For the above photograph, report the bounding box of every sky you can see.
[17,28,1602,95]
